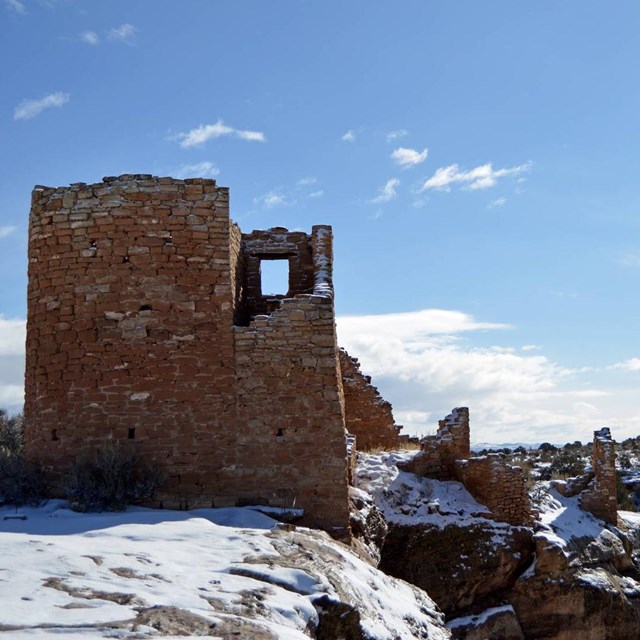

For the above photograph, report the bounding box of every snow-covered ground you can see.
[355,451,517,541]
[0,500,449,639]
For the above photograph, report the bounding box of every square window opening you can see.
[260,258,289,296]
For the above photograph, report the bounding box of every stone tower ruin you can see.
[25,175,380,531]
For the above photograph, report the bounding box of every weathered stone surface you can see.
[509,569,640,640]
[380,521,534,614]
[448,605,525,640]
[339,349,404,450]
[24,176,350,532]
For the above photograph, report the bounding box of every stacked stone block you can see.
[24,176,350,533]
[399,407,533,526]
[400,407,470,479]
[579,428,617,524]
[456,455,533,526]
[339,349,403,451]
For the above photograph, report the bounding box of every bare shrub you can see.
[0,452,46,507]
[66,440,165,512]
[0,410,24,456]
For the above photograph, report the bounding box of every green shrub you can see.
[66,440,165,512]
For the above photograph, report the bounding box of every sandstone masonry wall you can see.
[25,176,350,532]
[579,428,617,524]
[400,407,470,479]
[339,349,403,450]
[399,407,532,526]
[456,455,533,526]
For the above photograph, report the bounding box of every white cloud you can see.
[386,129,408,142]
[108,23,137,43]
[342,130,356,142]
[0,317,25,357]
[14,91,70,121]
[0,226,16,239]
[254,191,291,208]
[371,178,400,204]
[5,0,25,13]
[391,147,429,168]
[309,190,324,198]
[420,161,532,192]
[489,196,507,208]
[297,177,317,187]
[81,30,100,45]
[336,308,619,443]
[522,344,542,352]
[611,358,640,371]
[177,119,266,148]
[174,161,219,179]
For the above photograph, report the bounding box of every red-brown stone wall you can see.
[455,455,533,526]
[25,178,351,531]
[339,349,403,450]
[25,176,239,506]
[579,428,617,524]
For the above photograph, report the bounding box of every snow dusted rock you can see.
[508,488,640,639]
[0,500,451,639]
[380,521,533,613]
[349,484,388,565]
[447,604,525,640]
[356,452,534,613]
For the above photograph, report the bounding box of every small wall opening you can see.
[260,258,289,296]
[128,428,136,440]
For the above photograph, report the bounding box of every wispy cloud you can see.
[522,344,542,352]
[81,30,100,45]
[176,119,266,148]
[342,130,356,143]
[391,146,429,168]
[617,250,640,269]
[386,129,408,142]
[611,358,640,371]
[108,23,137,43]
[420,161,532,192]
[254,191,292,208]
[5,0,25,13]
[309,190,324,198]
[371,178,400,204]
[296,176,317,187]
[14,91,70,121]
[0,226,17,239]
[488,196,507,208]
[174,161,219,179]
[336,308,613,442]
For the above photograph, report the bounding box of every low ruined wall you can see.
[456,455,533,526]
[339,350,403,451]
[401,407,470,480]
[579,428,617,524]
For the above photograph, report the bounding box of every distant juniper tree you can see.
[0,410,24,456]
[0,409,46,506]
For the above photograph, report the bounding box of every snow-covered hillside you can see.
[0,501,450,639]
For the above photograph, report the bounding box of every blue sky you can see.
[1,0,640,443]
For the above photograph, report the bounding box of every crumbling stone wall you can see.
[579,428,617,524]
[400,407,532,526]
[233,226,349,531]
[24,175,349,532]
[400,407,470,479]
[456,455,533,526]
[339,349,403,451]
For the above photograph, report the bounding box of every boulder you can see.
[380,520,534,613]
